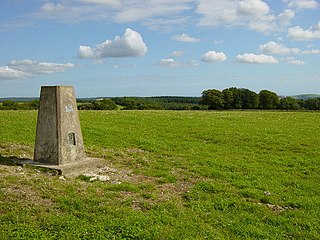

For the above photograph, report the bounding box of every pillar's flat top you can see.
[41,85,74,89]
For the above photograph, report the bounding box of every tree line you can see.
[0,100,39,110]
[1,88,320,110]
[201,87,320,110]
[110,97,205,110]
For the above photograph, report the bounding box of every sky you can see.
[0,0,319,97]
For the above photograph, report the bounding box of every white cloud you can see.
[156,58,198,67]
[283,57,305,65]
[236,53,278,64]
[172,33,200,42]
[35,0,193,30]
[41,2,65,13]
[78,28,147,58]
[114,1,191,23]
[287,0,319,9]
[288,22,320,40]
[197,0,295,34]
[0,66,28,80]
[201,51,227,62]
[302,49,320,54]
[9,60,75,74]
[237,0,270,17]
[157,58,181,67]
[248,16,277,33]
[259,41,301,54]
[0,60,75,80]
[197,0,270,26]
[79,0,122,7]
[277,9,295,27]
[171,50,185,57]
[288,59,305,65]
[78,46,96,58]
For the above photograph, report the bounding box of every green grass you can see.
[0,110,319,239]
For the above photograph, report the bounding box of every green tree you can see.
[304,98,320,110]
[279,97,300,110]
[222,87,258,109]
[258,90,279,109]
[78,102,95,110]
[222,88,236,109]
[201,89,225,110]
[241,88,259,109]
[2,100,19,110]
[93,99,117,110]
[20,100,39,110]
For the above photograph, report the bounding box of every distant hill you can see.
[291,94,320,100]
[0,97,38,102]
[0,97,100,102]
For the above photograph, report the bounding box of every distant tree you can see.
[78,102,95,110]
[122,98,139,110]
[93,99,117,110]
[222,87,258,109]
[304,98,320,110]
[222,88,236,109]
[2,100,19,110]
[19,100,39,110]
[279,97,300,110]
[241,88,259,109]
[258,90,279,109]
[201,89,225,110]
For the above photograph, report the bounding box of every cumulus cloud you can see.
[259,41,301,54]
[78,46,96,58]
[236,53,278,64]
[201,51,227,63]
[172,33,200,42]
[197,0,295,33]
[78,28,147,58]
[277,9,295,27]
[0,66,28,80]
[237,0,270,17]
[287,23,320,40]
[287,0,319,9]
[0,59,75,80]
[156,58,198,67]
[197,0,270,26]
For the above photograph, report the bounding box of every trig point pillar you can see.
[34,86,86,165]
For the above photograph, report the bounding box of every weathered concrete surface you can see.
[34,86,86,165]
[21,157,106,178]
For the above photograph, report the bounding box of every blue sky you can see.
[0,0,319,97]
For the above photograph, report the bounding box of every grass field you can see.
[0,110,319,239]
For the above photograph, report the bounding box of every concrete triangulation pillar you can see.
[34,86,86,165]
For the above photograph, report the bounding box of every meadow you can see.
[0,110,319,239]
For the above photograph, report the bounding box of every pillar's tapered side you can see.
[34,86,85,165]
[34,86,59,164]
[58,86,86,164]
